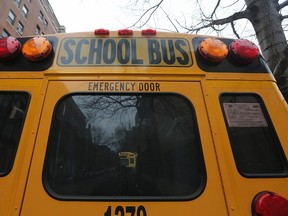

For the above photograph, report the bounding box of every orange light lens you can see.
[22,36,52,61]
[198,38,228,62]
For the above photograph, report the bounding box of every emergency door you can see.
[21,80,228,216]
[0,78,44,216]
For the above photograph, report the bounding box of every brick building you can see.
[0,0,65,37]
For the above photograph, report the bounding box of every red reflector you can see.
[118,29,133,36]
[94,28,110,35]
[198,38,228,62]
[0,37,21,61]
[252,191,288,216]
[229,39,259,63]
[141,29,157,36]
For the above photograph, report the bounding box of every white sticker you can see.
[223,103,268,127]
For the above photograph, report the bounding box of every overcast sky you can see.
[49,0,127,32]
[48,0,287,42]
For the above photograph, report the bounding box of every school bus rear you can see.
[0,30,287,216]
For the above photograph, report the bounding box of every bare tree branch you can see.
[231,21,241,38]
[279,0,288,9]
[282,15,288,20]
[190,11,247,33]
[128,0,164,28]
[273,45,288,81]
[211,0,221,18]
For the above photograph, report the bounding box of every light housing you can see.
[229,39,259,63]
[118,29,133,36]
[22,36,52,61]
[252,191,288,216]
[0,37,21,61]
[94,28,110,36]
[141,29,157,36]
[198,37,228,62]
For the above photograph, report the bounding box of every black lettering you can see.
[75,39,88,64]
[155,83,160,91]
[137,206,147,216]
[126,207,136,216]
[117,39,130,64]
[130,82,135,91]
[60,39,75,64]
[88,82,93,91]
[115,206,124,216]
[88,39,103,64]
[93,82,99,91]
[104,206,147,216]
[131,39,143,64]
[161,39,175,64]
[139,83,143,91]
[175,39,190,65]
[103,39,116,64]
[99,82,104,91]
[125,83,130,91]
[148,39,161,64]
[104,206,111,216]
[120,83,124,91]
[104,82,109,91]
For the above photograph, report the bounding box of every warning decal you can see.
[223,103,268,127]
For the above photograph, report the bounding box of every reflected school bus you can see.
[0,29,288,216]
[119,152,137,168]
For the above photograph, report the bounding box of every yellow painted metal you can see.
[0,31,287,216]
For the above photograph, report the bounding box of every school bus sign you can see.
[57,37,192,67]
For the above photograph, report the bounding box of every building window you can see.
[35,25,41,35]
[38,11,43,21]
[1,29,10,38]
[16,22,24,35]
[7,11,16,25]
[44,19,48,28]
[13,0,21,7]
[22,5,29,18]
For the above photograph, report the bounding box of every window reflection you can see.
[44,94,205,199]
[0,92,30,175]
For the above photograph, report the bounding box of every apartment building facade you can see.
[0,0,65,37]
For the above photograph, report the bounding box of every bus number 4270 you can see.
[104,206,147,216]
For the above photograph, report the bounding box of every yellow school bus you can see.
[0,29,288,216]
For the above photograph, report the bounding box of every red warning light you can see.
[229,39,259,63]
[0,37,21,61]
[198,38,228,62]
[252,191,288,216]
[94,28,110,35]
[141,29,157,36]
[118,29,133,36]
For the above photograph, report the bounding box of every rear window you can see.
[220,93,288,177]
[0,92,30,176]
[43,93,206,200]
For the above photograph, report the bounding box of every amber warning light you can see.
[198,37,260,64]
[22,36,52,61]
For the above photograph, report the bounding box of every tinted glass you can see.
[43,93,205,199]
[220,94,288,177]
[0,92,30,175]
